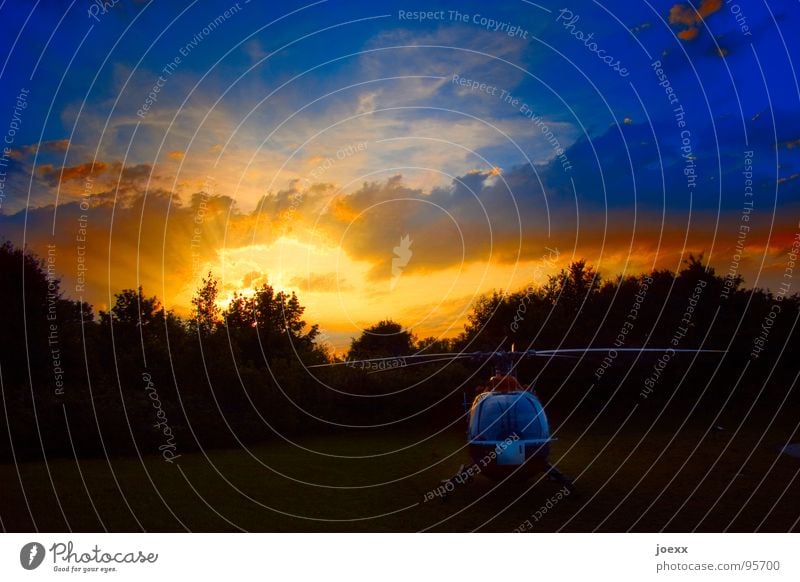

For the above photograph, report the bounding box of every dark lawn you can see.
[2,408,798,532]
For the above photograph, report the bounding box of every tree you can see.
[101,287,164,328]
[224,290,254,329]
[222,282,319,362]
[250,283,318,344]
[348,319,415,359]
[417,336,454,353]
[0,240,55,386]
[189,272,220,336]
[457,290,510,349]
[544,259,600,313]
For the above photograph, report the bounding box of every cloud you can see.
[355,91,380,115]
[782,138,800,149]
[31,161,165,208]
[8,139,70,160]
[3,148,798,340]
[669,0,723,41]
[20,20,576,217]
[0,183,266,313]
[288,272,353,293]
[37,161,109,186]
[243,39,268,64]
[241,270,264,289]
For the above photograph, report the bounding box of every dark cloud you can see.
[3,102,800,308]
[36,161,155,189]
[277,110,800,283]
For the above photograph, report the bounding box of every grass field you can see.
[3,408,799,532]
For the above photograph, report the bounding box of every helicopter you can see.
[308,346,725,492]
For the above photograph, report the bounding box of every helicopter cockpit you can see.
[468,389,550,443]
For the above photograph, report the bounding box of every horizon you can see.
[16,238,789,354]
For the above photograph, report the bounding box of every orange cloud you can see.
[289,272,354,293]
[9,139,70,160]
[241,270,266,289]
[4,169,799,347]
[698,0,723,17]
[37,161,109,185]
[167,150,185,160]
[669,0,722,41]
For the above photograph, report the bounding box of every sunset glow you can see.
[1,1,798,351]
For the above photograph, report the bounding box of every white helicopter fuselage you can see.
[467,376,553,479]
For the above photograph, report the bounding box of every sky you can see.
[1,0,799,351]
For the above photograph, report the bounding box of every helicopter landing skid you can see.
[545,463,576,494]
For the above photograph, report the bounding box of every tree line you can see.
[0,240,797,462]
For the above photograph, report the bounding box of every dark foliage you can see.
[1,241,797,462]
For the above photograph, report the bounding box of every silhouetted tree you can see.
[348,319,415,358]
[100,286,164,328]
[543,259,601,312]
[417,336,454,353]
[189,272,221,336]
[2,241,798,463]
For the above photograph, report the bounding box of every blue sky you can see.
[1,0,799,348]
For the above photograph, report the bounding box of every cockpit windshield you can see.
[471,392,548,442]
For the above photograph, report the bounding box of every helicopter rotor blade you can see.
[364,355,485,373]
[362,352,580,373]
[533,348,727,355]
[304,347,725,370]
[305,351,482,369]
